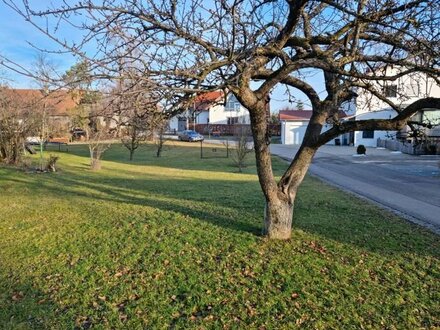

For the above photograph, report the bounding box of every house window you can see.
[225,95,241,111]
[410,112,422,123]
[226,101,240,111]
[227,117,239,125]
[362,130,374,139]
[384,85,398,98]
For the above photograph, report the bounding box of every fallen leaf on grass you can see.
[11,292,24,301]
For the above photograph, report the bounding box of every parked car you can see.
[178,130,204,142]
[26,136,44,145]
[71,128,87,141]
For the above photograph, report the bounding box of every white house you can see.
[353,66,440,147]
[169,91,250,132]
[280,110,350,145]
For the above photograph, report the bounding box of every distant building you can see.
[169,91,250,132]
[2,88,80,137]
[279,109,348,145]
[352,66,440,147]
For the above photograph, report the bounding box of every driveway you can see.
[271,144,440,233]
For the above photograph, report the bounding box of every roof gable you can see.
[194,91,224,110]
[279,110,313,121]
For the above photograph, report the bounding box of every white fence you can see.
[377,138,426,155]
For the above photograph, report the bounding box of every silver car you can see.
[178,130,204,142]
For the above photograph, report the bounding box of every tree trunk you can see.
[129,149,134,160]
[156,143,163,157]
[247,99,290,237]
[91,158,101,170]
[264,197,294,239]
[246,97,325,239]
[90,148,101,170]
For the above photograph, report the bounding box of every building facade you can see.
[353,67,440,147]
[168,91,250,132]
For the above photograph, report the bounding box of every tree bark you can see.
[90,149,102,170]
[264,194,295,239]
[91,158,101,170]
[90,159,101,171]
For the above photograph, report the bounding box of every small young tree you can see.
[121,115,148,161]
[117,87,155,160]
[33,53,58,170]
[153,113,169,158]
[87,120,112,171]
[232,125,253,172]
[105,61,163,160]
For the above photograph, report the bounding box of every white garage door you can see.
[287,124,307,145]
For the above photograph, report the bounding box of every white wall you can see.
[209,95,250,124]
[321,123,351,145]
[168,116,178,131]
[168,110,209,132]
[197,111,209,124]
[282,121,350,145]
[281,121,308,145]
[356,69,440,117]
[354,109,397,147]
[354,67,440,146]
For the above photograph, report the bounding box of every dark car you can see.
[178,130,204,142]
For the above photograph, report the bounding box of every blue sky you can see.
[0,1,325,111]
[0,1,77,87]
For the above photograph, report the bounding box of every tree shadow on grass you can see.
[2,167,440,258]
[0,275,60,329]
[2,170,262,237]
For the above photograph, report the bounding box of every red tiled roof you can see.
[194,91,224,110]
[279,110,313,121]
[279,110,348,121]
[3,89,80,116]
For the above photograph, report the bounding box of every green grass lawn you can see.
[0,142,439,329]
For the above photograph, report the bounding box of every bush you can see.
[357,145,366,155]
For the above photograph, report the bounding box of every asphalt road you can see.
[270,144,440,233]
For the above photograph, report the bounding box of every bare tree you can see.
[232,125,253,173]
[33,53,58,170]
[121,118,147,161]
[153,114,168,158]
[4,0,440,239]
[112,75,161,161]
[0,86,41,165]
[87,123,111,171]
